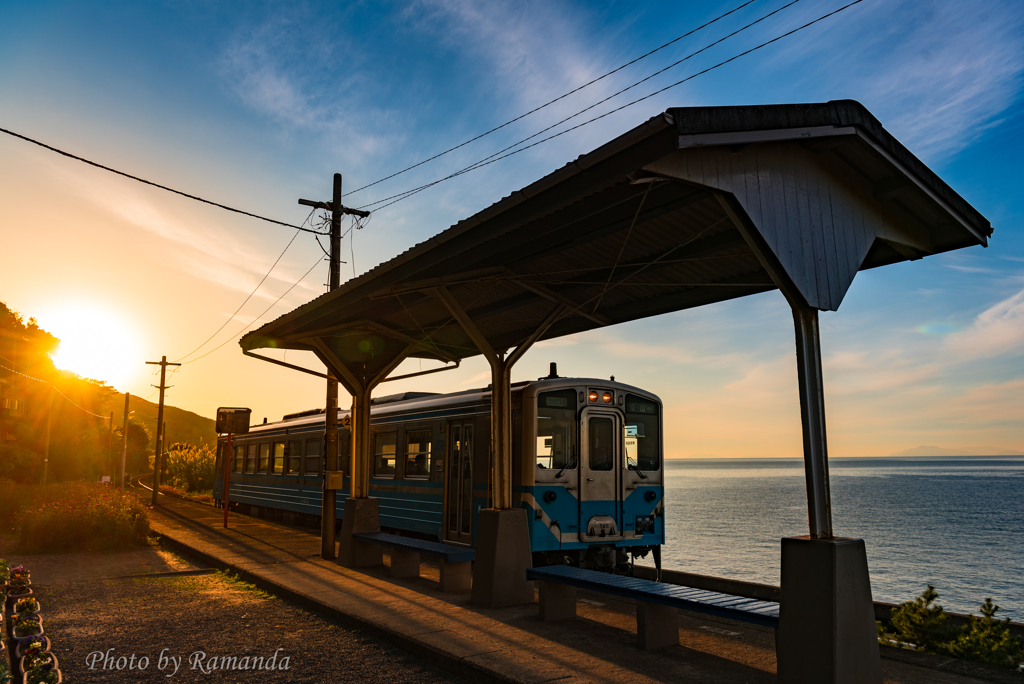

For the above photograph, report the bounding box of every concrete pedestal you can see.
[337,497,383,568]
[440,560,472,593]
[637,602,679,650]
[538,581,577,621]
[777,536,882,684]
[471,508,534,608]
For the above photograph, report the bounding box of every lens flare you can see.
[45,306,142,388]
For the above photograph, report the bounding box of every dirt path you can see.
[5,542,466,683]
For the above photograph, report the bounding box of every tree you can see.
[114,419,151,475]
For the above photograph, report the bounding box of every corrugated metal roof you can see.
[240,101,990,383]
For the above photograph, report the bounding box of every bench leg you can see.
[439,560,472,593]
[390,549,420,579]
[636,601,678,650]
[538,581,576,622]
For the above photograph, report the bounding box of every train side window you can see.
[287,440,302,474]
[304,439,320,476]
[234,445,244,473]
[373,432,397,478]
[215,443,224,471]
[272,442,285,474]
[245,444,257,473]
[405,429,431,479]
[258,443,271,473]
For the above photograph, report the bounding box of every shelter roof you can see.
[240,100,990,374]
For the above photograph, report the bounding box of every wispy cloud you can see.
[945,288,1024,360]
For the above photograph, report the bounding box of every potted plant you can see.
[13,598,39,615]
[8,566,29,583]
[20,652,58,676]
[16,637,50,660]
[12,615,43,639]
[22,661,60,684]
[1,660,13,684]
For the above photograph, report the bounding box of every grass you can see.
[216,569,276,600]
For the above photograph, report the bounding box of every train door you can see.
[444,421,474,545]
[579,408,623,541]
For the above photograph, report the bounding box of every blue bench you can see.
[354,532,474,592]
[527,565,780,650]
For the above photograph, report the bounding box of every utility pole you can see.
[107,411,114,479]
[41,386,53,486]
[120,393,130,489]
[146,356,180,505]
[299,173,369,560]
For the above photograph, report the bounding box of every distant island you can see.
[888,445,1024,457]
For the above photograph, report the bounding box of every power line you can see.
[0,127,328,235]
[0,363,110,419]
[180,255,324,366]
[173,206,318,363]
[342,0,763,199]
[362,0,863,213]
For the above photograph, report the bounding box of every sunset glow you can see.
[47,306,142,389]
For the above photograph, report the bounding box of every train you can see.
[214,367,664,572]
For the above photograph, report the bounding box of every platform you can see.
[146,496,1006,684]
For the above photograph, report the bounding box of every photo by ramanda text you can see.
[85,648,290,676]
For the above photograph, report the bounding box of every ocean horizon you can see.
[640,455,1023,621]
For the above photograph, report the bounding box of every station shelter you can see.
[240,100,991,682]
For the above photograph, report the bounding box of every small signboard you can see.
[216,407,252,435]
[324,471,345,491]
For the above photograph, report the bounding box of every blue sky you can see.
[1,0,1021,456]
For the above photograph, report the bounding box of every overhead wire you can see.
[0,363,111,420]
[0,127,328,235]
[360,0,862,214]
[342,0,762,199]
[173,207,318,364]
[179,255,324,366]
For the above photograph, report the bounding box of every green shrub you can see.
[0,478,35,526]
[164,443,216,492]
[18,481,150,552]
[947,598,1024,669]
[889,585,951,653]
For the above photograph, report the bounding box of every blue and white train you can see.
[214,368,664,571]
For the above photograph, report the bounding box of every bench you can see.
[527,565,780,650]
[353,532,474,593]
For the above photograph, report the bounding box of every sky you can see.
[1,0,1022,458]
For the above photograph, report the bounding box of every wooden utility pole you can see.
[146,356,180,505]
[120,393,130,489]
[106,411,114,479]
[41,386,53,486]
[299,173,369,560]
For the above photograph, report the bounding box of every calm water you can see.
[642,457,1024,621]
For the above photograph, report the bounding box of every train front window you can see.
[405,430,431,479]
[373,432,397,477]
[588,417,614,471]
[625,394,661,471]
[536,389,577,471]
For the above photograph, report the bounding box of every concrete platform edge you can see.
[154,531,526,684]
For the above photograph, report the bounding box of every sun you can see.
[45,305,142,388]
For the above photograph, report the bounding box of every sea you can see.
[639,456,1023,621]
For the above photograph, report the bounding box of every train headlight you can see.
[644,490,657,502]
[588,390,598,402]
[601,392,612,404]
[543,490,557,503]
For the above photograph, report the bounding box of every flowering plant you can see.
[9,565,29,581]
[0,659,13,684]
[19,638,46,658]
[22,650,56,671]
[24,661,59,684]
[13,616,43,638]
[15,597,39,614]
[7,581,31,594]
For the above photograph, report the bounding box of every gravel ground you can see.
[23,556,467,684]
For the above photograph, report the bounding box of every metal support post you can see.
[41,386,53,486]
[350,384,372,499]
[120,393,130,489]
[792,304,832,539]
[223,432,232,528]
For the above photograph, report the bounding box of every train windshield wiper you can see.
[628,456,648,479]
[555,454,577,479]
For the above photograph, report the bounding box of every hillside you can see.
[107,392,217,448]
[888,445,1024,457]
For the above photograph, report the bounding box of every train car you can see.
[213,368,664,571]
